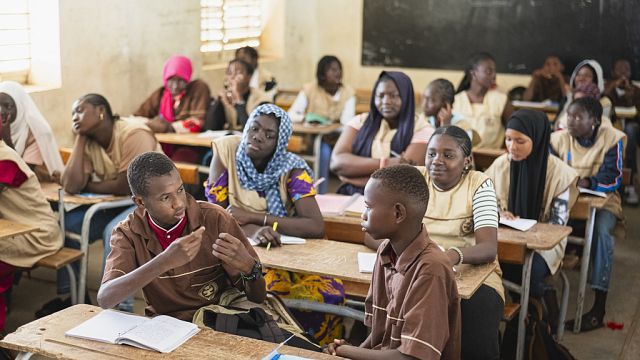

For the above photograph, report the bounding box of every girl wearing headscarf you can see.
[485,110,578,327]
[204,104,341,344]
[331,71,432,195]
[454,52,514,149]
[0,81,64,183]
[551,97,626,332]
[555,59,613,130]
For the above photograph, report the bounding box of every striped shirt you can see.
[473,179,499,231]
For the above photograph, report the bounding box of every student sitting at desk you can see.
[551,97,626,332]
[0,120,62,332]
[0,81,64,183]
[522,55,568,102]
[204,104,337,344]
[98,151,266,320]
[36,94,162,317]
[325,165,460,359]
[454,52,513,149]
[485,110,578,330]
[206,59,272,132]
[555,59,613,130]
[287,55,356,193]
[331,71,431,195]
[604,58,639,205]
[235,46,277,100]
[419,78,480,145]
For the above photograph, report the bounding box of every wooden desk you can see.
[0,219,39,240]
[254,239,495,300]
[511,100,559,113]
[41,182,129,205]
[276,90,369,114]
[0,304,336,360]
[472,148,505,171]
[155,133,214,148]
[615,106,638,120]
[569,194,612,334]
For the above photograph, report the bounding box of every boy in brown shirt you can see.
[98,152,265,320]
[325,165,460,360]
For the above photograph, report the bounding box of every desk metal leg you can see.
[516,251,534,360]
[77,200,134,301]
[574,206,596,333]
[557,270,570,341]
[312,133,324,179]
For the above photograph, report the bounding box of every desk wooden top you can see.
[511,101,559,113]
[155,133,213,148]
[323,215,570,251]
[0,304,337,360]
[570,193,612,220]
[615,106,638,119]
[41,182,130,205]
[292,122,341,135]
[254,239,495,299]
[0,219,39,240]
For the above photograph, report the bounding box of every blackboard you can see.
[362,0,640,79]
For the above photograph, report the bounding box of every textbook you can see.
[578,187,607,198]
[315,193,361,216]
[357,252,377,273]
[499,218,537,232]
[65,310,200,353]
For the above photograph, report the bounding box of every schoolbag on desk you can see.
[502,299,576,360]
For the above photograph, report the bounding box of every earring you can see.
[591,124,595,130]
[100,113,104,121]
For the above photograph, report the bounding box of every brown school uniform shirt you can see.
[363,226,461,360]
[134,79,211,121]
[102,195,260,321]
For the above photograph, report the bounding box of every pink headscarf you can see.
[159,55,193,122]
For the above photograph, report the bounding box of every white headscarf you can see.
[569,59,605,93]
[0,81,64,174]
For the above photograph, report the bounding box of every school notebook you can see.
[65,310,200,353]
[357,252,377,273]
[249,235,307,246]
[344,195,366,217]
[499,217,537,232]
[315,193,361,216]
[578,187,607,198]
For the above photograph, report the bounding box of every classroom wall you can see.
[30,0,531,146]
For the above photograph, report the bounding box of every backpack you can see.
[502,299,576,360]
[193,289,321,352]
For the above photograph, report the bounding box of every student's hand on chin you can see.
[226,205,255,225]
[254,227,281,247]
[212,233,256,274]
[163,227,206,268]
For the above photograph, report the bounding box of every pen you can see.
[267,221,278,251]
[390,150,401,158]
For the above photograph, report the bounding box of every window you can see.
[201,0,262,54]
[0,0,30,82]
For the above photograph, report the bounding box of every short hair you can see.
[570,97,603,124]
[429,125,473,157]
[228,58,255,77]
[428,78,455,105]
[316,55,342,85]
[370,165,429,213]
[127,152,177,197]
[235,46,258,60]
[78,93,119,121]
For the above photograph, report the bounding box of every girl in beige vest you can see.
[485,110,578,330]
[551,97,626,332]
[0,120,62,331]
[454,52,514,149]
[287,55,356,194]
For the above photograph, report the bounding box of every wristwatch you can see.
[240,259,263,283]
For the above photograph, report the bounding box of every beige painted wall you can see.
[30,0,531,146]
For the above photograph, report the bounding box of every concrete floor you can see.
[3,193,640,359]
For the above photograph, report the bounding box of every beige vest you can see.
[223,89,272,131]
[453,90,507,149]
[84,119,160,181]
[353,113,428,159]
[485,154,579,273]
[418,167,505,301]
[0,141,62,267]
[302,82,355,123]
[211,135,292,215]
[551,127,626,218]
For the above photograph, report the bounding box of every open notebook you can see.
[499,217,537,232]
[65,310,199,353]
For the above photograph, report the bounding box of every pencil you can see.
[267,222,278,251]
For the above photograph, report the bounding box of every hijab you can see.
[351,71,415,157]
[236,104,313,217]
[569,59,605,94]
[159,55,193,122]
[0,81,64,175]
[506,109,551,220]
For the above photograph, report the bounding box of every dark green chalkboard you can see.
[362,0,640,78]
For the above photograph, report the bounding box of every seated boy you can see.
[325,165,460,360]
[97,152,265,320]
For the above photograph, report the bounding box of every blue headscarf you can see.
[236,104,313,217]
[351,71,416,157]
